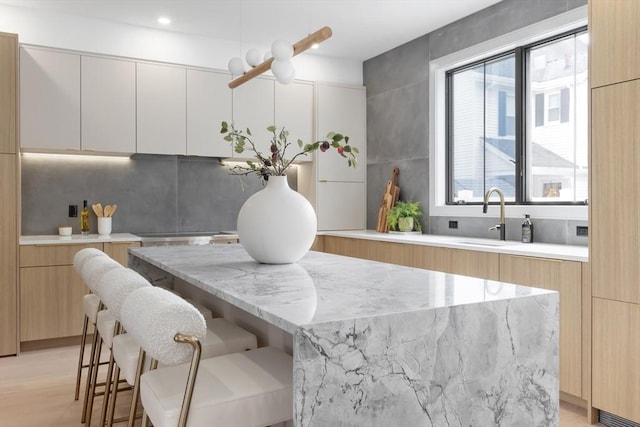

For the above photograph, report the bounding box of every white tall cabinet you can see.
[20,46,80,150]
[275,81,314,152]
[136,62,186,155]
[81,56,136,153]
[186,69,232,157]
[300,83,367,231]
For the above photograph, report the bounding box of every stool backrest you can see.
[81,256,122,292]
[73,248,105,272]
[120,287,206,366]
[95,268,151,321]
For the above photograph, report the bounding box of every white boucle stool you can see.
[72,247,108,402]
[89,268,152,427]
[117,287,268,427]
[77,254,124,423]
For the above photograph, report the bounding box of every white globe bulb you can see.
[263,50,272,62]
[271,59,294,80]
[276,65,296,84]
[228,57,245,76]
[245,48,262,67]
[271,39,293,60]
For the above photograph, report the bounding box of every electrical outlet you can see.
[449,220,458,229]
[69,205,78,218]
[576,226,588,237]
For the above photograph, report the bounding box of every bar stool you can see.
[107,293,258,426]
[88,267,152,426]
[72,247,108,401]
[120,286,292,427]
[78,255,123,423]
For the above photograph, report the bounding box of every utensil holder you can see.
[98,217,112,236]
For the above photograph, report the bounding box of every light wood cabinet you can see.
[81,55,136,153]
[0,33,17,155]
[20,265,87,341]
[275,81,314,157]
[19,241,139,342]
[186,69,232,157]
[103,241,140,266]
[591,81,640,305]
[0,154,17,355]
[136,62,187,155]
[20,46,80,150]
[589,0,640,88]
[592,298,640,423]
[232,77,275,156]
[0,33,18,356]
[413,245,500,280]
[499,254,582,397]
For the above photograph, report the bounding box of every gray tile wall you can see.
[21,154,296,235]
[363,0,588,245]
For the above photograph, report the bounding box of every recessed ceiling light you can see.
[158,16,171,25]
[311,43,319,49]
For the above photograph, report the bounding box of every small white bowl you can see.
[58,226,72,236]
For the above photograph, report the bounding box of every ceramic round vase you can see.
[237,175,317,264]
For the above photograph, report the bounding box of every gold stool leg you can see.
[127,349,146,427]
[81,324,100,423]
[85,331,103,426]
[74,313,90,401]
[98,349,116,426]
[107,364,121,427]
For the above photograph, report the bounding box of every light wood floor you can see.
[0,344,602,427]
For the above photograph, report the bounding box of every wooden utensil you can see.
[104,205,112,217]
[109,204,117,217]
[92,204,101,217]
[95,203,104,218]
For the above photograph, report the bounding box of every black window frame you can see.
[445,25,588,206]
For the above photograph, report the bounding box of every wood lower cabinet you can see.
[322,236,412,266]
[19,241,139,343]
[0,154,17,355]
[592,297,640,423]
[414,245,499,280]
[499,254,582,397]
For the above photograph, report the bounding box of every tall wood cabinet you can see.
[0,32,18,356]
[590,0,640,423]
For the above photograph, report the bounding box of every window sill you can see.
[429,203,587,221]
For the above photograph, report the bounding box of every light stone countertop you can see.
[20,233,142,245]
[319,229,589,262]
[129,244,555,334]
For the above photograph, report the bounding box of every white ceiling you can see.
[0,0,502,61]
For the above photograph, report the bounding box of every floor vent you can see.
[599,411,640,427]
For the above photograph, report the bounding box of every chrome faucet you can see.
[482,187,506,241]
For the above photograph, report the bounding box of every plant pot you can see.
[398,217,414,232]
[237,176,317,264]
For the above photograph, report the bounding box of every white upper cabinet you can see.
[275,81,314,162]
[316,83,366,182]
[317,181,366,230]
[20,47,80,150]
[186,69,232,157]
[136,62,186,155]
[232,77,274,157]
[81,56,136,153]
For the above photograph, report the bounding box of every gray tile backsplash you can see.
[20,154,294,235]
[363,0,588,246]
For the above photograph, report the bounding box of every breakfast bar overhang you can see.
[128,244,559,426]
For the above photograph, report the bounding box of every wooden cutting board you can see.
[376,167,400,232]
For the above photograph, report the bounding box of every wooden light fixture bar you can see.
[228,26,333,89]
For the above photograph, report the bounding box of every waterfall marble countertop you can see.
[319,229,588,262]
[129,244,559,426]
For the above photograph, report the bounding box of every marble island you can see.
[129,244,559,426]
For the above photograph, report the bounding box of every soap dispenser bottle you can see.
[80,200,90,236]
[522,214,533,243]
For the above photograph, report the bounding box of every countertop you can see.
[319,229,589,262]
[129,244,555,334]
[19,233,142,245]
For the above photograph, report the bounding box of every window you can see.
[446,27,588,205]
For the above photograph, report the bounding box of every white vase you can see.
[237,175,317,264]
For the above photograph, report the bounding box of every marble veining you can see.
[129,244,559,426]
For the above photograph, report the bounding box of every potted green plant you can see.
[386,201,423,232]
